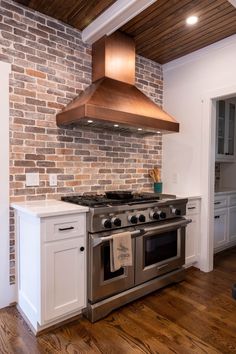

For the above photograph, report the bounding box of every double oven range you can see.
[62,192,191,322]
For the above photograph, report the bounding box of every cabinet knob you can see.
[80,246,85,252]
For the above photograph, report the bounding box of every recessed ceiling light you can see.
[138,128,142,131]
[87,120,93,123]
[186,15,198,25]
[114,124,119,127]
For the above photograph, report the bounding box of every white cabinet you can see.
[43,237,86,322]
[185,198,201,266]
[216,99,236,162]
[214,195,227,209]
[214,193,236,253]
[15,210,87,334]
[228,206,236,243]
[214,209,228,249]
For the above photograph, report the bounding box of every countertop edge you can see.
[177,195,201,200]
[11,200,89,218]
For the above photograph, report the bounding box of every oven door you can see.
[135,218,188,286]
[88,232,135,303]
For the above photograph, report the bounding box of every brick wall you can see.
[0,0,163,284]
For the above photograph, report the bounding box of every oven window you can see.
[145,230,178,266]
[102,243,124,280]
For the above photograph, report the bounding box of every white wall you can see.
[0,61,15,308]
[162,35,236,272]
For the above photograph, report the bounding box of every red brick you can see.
[26,69,46,79]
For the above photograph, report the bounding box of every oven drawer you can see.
[43,213,86,242]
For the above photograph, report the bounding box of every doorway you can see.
[213,94,236,264]
[203,86,236,274]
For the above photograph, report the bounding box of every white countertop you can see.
[11,199,89,217]
[215,189,236,195]
[177,195,201,200]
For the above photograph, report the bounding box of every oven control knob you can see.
[129,215,138,224]
[158,211,166,219]
[150,211,159,220]
[172,208,181,216]
[102,219,112,228]
[138,214,146,223]
[112,217,122,227]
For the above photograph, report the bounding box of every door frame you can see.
[200,85,236,272]
[0,61,15,308]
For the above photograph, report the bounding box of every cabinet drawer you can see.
[43,213,86,242]
[214,196,228,209]
[186,199,200,215]
[229,194,236,207]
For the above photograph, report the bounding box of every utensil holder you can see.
[154,182,162,193]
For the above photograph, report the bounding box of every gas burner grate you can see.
[61,192,172,208]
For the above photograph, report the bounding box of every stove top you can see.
[62,192,188,233]
[61,193,175,208]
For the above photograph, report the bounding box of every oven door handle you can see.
[140,218,192,236]
[91,229,140,247]
[91,218,192,247]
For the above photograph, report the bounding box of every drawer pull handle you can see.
[214,202,221,205]
[188,207,196,210]
[59,226,74,231]
[214,216,220,219]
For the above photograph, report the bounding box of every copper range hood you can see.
[56,31,179,135]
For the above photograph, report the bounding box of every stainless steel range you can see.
[62,192,191,322]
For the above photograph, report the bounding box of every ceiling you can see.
[14,0,236,64]
[14,0,116,29]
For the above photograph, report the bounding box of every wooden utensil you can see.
[149,169,156,182]
[154,167,160,182]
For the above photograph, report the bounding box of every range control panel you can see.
[92,203,186,232]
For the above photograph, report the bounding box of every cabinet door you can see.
[216,100,226,159]
[216,99,235,162]
[214,209,228,249]
[229,206,236,243]
[185,213,198,265]
[227,102,235,156]
[42,237,86,323]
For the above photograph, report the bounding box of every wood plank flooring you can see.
[1,248,236,353]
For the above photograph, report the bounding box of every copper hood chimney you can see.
[56,31,179,135]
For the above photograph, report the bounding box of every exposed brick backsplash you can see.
[1,0,163,284]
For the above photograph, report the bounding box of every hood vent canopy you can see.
[56,31,179,135]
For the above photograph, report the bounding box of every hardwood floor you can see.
[1,249,236,353]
